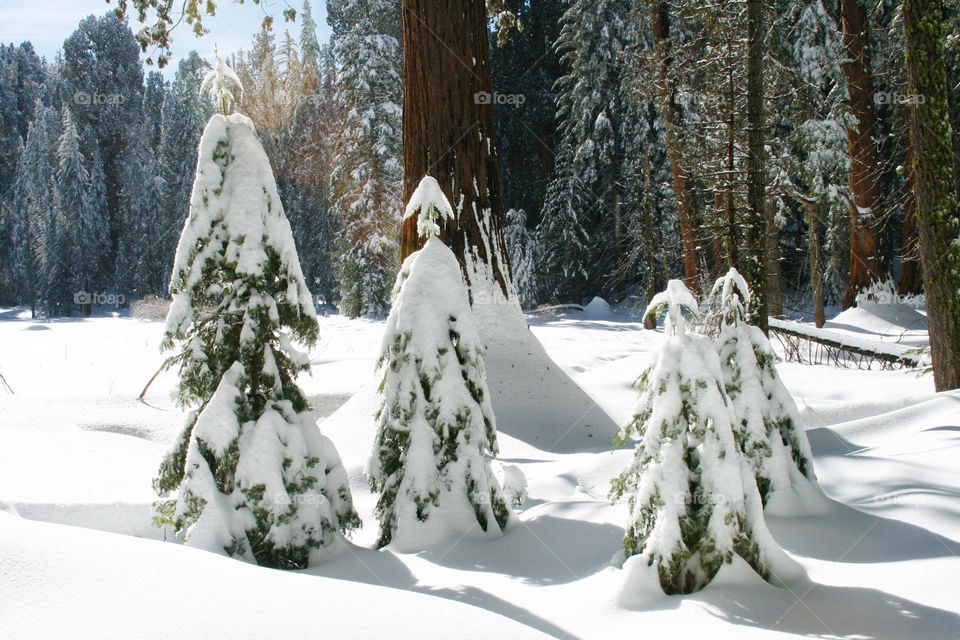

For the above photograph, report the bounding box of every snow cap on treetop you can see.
[708,268,751,322]
[404,175,455,239]
[200,53,244,116]
[644,279,700,336]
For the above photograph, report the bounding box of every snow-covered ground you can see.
[1,305,958,639]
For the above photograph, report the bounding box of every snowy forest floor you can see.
[1,304,958,639]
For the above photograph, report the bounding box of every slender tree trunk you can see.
[400,0,512,301]
[840,0,885,308]
[725,67,738,271]
[904,0,960,391]
[898,103,925,295]
[765,198,782,317]
[641,147,658,305]
[652,2,701,294]
[745,0,768,332]
[807,204,826,328]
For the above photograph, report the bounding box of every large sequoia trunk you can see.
[904,0,960,391]
[398,0,618,449]
[400,0,512,302]
[840,0,885,308]
[652,2,701,295]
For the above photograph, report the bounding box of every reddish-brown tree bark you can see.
[399,0,511,300]
[652,2,701,295]
[840,0,885,308]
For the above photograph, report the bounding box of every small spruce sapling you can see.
[153,111,359,568]
[368,176,511,550]
[611,280,803,594]
[705,269,821,513]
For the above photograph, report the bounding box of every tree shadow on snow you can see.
[806,426,863,456]
[617,564,960,639]
[767,501,960,563]
[699,581,960,640]
[418,515,624,586]
[310,541,576,639]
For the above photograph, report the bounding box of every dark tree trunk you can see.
[898,103,925,296]
[400,0,511,300]
[840,0,885,308]
[765,198,782,317]
[745,0,768,332]
[904,0,960,391]
[652,2,701,295]
[806,202,826,328]
[725,68,738,271]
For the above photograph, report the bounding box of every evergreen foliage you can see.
[369,176,510,550]
[611,280,797,594]
[153,114,359,567]
[330,1,402,317]
[704,268,820,511]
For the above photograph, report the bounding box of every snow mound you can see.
[831,302,927,334]
[0,513,552,640]
[582,296,611,317]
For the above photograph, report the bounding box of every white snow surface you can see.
[1,305,959,639]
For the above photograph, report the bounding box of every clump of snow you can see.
[404,175,455,239]
[369,234,511,551]
[583,296,611,317]
[200,55,244,115]
[494,462,529,507]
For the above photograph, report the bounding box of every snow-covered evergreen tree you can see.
[299,0,322,87]
[53,108,88,304]
[172,51,213,126]
[12,102,58,315]
[153,113,359,568]
[541,0,637,301]
[611,280,801,594]
[128,154,168,295]
[369,176,511,550]
[156,87,201,293]
[7,138,41,310]
[330,2,402,317]
[539,157,591,303]
[705,268,822,513]
[61,14,145,283]
[503,208,541,309]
